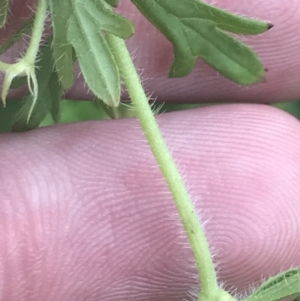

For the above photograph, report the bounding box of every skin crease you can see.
[0,0,299,300]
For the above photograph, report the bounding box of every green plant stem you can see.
[0,0,46,71]
[0,0,47,115]
[0,62,11,71]
[106,34,218,300]
[24,0,47,63]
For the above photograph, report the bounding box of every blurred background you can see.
[39,100,300,127]
[1,99,300,132]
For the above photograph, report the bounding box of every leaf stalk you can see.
[24,0,47,63]
[106,33,220,301]
[0,0,47,121]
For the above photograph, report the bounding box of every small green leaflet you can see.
[0,0,10,28]
[10,38,63,132]
[49,0,134,107]
[245,269,300,301]
[131,0,272,85]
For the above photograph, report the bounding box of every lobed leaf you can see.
[152,0,272,35]
[245,269,300,301]
[66,0,134,107]
[48,0,134,107]
[131,0,272,85]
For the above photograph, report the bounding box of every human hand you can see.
[0,1,300,300]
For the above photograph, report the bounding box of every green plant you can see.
[0,0,299,300]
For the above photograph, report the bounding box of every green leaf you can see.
[66,0,134,107]
[11,38,63,131]
[40,99,111,127]
[96,99,136,119]
[147,0,272,35]
[48,0,134,107]
[104,0,120,7]
[273,101,300,120]
[0,0,10,28]
[48,1,75,89]
[0,16,34,55]
[0,99,23,132]
[10,76,28,89]
[245,269,300,301]
[131,0,271,85]
[12,87,53,132]
[49,70,63,123]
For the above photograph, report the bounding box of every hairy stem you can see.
[0,0,47,112]
[24,0,47,63]
[106,34,219,300]
[0,0,47,69]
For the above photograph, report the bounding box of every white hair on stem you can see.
[184,285,200,301]
[26,2,37,14]
[129,45,139,61]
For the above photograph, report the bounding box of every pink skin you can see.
[0,1,300,300]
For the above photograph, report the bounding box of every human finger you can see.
[0,104,299,300]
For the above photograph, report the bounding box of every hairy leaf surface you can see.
[49,0,134,107]
[245,269,300,301]
[48,0,75,89]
